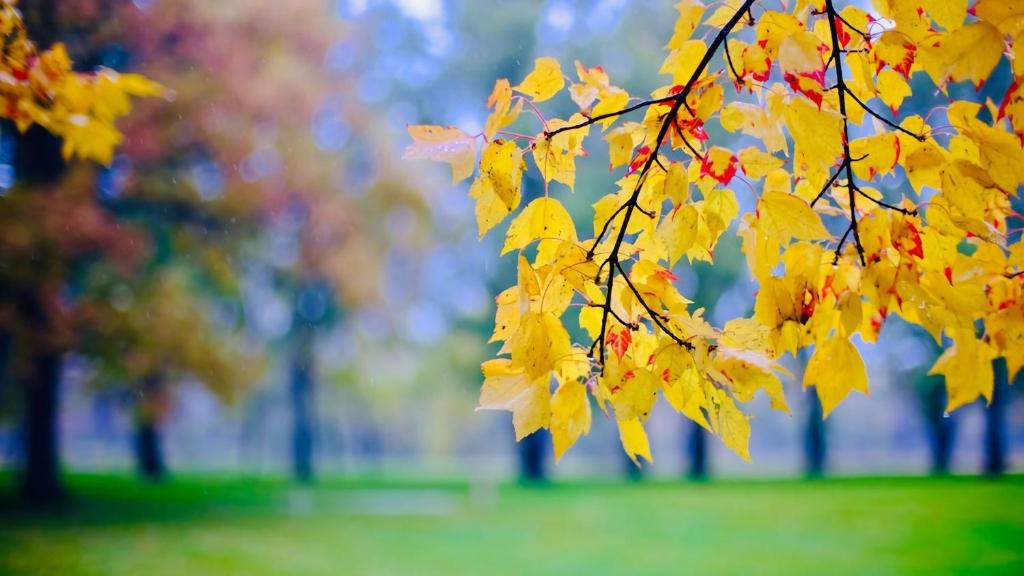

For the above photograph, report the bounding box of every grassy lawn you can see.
[0,474,1021,575]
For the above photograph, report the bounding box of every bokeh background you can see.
[0,1,1022,574]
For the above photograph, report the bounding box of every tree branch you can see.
[844,87,925,141]
[826,0,866,266]
[580,0,756,367]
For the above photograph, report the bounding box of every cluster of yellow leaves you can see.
[0,0,164,164]
[407,0,1024,466]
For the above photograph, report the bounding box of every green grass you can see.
[0,474,1022,575]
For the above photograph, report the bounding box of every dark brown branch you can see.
[826,0,866,266]
[589,302,638,331]
[811,164,845,207]
[672,119,706,161]
[544,94,678,139]
[724,38,744,87]
[844,87,925,141]
[834,12,869,39]
[855,186,917,216]
[832,223,854,266]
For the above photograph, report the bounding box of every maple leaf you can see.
[502,197,576,255]
[804,338,869,417]
[514,57,564,102]
[478,359,551,441]
[404,125,477,184]
[550,379,592,462]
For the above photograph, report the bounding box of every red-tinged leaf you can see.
[607,327,632,360]
[700,147,738,185]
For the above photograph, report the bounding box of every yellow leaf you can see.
[920,0,967,31]
[876,69,911,114]
[973,0,1024,35]
[515,57,565,102]
[509,311,572,380]
[720,318,773,355]
[617,417,652,465]
[660,39,708,84]
[480,140,524,210]
[784,97,844,174]
[479,359,551,441]
[653,344,710,429]
[804,337,869,417]
[484,79,524,140]
[738,147,783,180]
[502,197,577,255]
[550,379,592,462]
[929,328,997,411]
[778,30,825,75]
[940,22,1005,88]
[468,174,515,238]
[656,203,699,266]
[489,287,520,343]
[668,0,707,48]
[849,133,900,180]
[757,191,830,244]
[710,392,751,461]
[404,125,477,184]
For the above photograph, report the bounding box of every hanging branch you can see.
[818,0,922,266]
[548,0,931,368]
[557,0,757,367]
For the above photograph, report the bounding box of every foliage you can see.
[408,0,1024,464]
[0,0,163,164]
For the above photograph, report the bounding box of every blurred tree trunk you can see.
[517,430,546,483]
[624,450,643,482]
[984,358,1009,477]
[804,391,826,477]
[13,118,66,506]
[290,320,316,483]
[924,382,955,475]
[134,374,167,482]
[22,343,62,504]
[687,420,708,480]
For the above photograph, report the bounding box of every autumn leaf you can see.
[617,417,652,466]
[515,57,565,102]
[550,379,592,462]
[404,125,477,184]
[502,197,577,255]
[479,359,551,441]
[804,338,869,417]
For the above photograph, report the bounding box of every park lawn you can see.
[0,474,1021,575]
